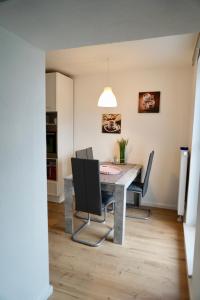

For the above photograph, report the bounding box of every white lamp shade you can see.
[98,86,117,107]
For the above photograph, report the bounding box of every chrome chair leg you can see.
[126,191,151,220]
[74,211,106,223]
[106,202,115,213]
[126,204,151,220]
[75,200,114,222]
[72,213,113,247]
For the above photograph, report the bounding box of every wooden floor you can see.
[48,203,189,300]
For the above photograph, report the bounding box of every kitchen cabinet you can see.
[46,73,56,111]
[46,72,73,202]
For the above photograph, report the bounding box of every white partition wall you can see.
[191,181,200,299]
[186,60,200,226]
[184,55,200,298]
[0,26,52,300]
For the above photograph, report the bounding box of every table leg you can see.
[114,184,126,245]
[64,178,74,234]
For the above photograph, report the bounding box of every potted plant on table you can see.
[117,138,128,164]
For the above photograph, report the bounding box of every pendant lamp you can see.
[98,59,117,107]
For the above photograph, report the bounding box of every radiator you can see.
[177,147,189,222]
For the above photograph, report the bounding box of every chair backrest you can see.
[75,148,87,159]
[71,158,102,216]
[142,151,154,197]
[86,147,93,159]
[75,147,93,159]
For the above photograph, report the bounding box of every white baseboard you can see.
[126,191,177,210]
[48,194,64,203]
[37,284,53,300]
[141,201,177,210]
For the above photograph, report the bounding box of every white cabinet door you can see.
[46,73,56,111]
[47,180,58,196]
[46,72,73,203]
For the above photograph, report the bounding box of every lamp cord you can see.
[106,58,110,86]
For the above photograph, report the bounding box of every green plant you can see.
[117,138,128,147]
[117,138,128,163]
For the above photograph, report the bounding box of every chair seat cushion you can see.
[101,191,114,207]
[127,182,143,194]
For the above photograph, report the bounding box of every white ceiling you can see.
[0,0,199,51]
[46,33,196,76]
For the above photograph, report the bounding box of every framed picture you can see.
[102,114,121,134]
[138,91,160,113]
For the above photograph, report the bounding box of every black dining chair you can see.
[75,147,97,221]
[86,147,93,159]
[75,147,114,219]
[75,148,87,159]
[126,151,154,220]
[75,147,93,160]
[71,158,115,247]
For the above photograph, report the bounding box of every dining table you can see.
[64,162,142,245]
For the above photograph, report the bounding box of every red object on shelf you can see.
[47,165,57,181]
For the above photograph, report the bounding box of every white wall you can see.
[186,61,200,226]
[186,58,200,300]
[74,67,193,209]
[191,180,200,300]
[0,26,52,300]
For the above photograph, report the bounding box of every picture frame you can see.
[138,91,160,113]
[102,114,121,134]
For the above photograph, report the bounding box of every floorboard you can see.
[48,203,189,300]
